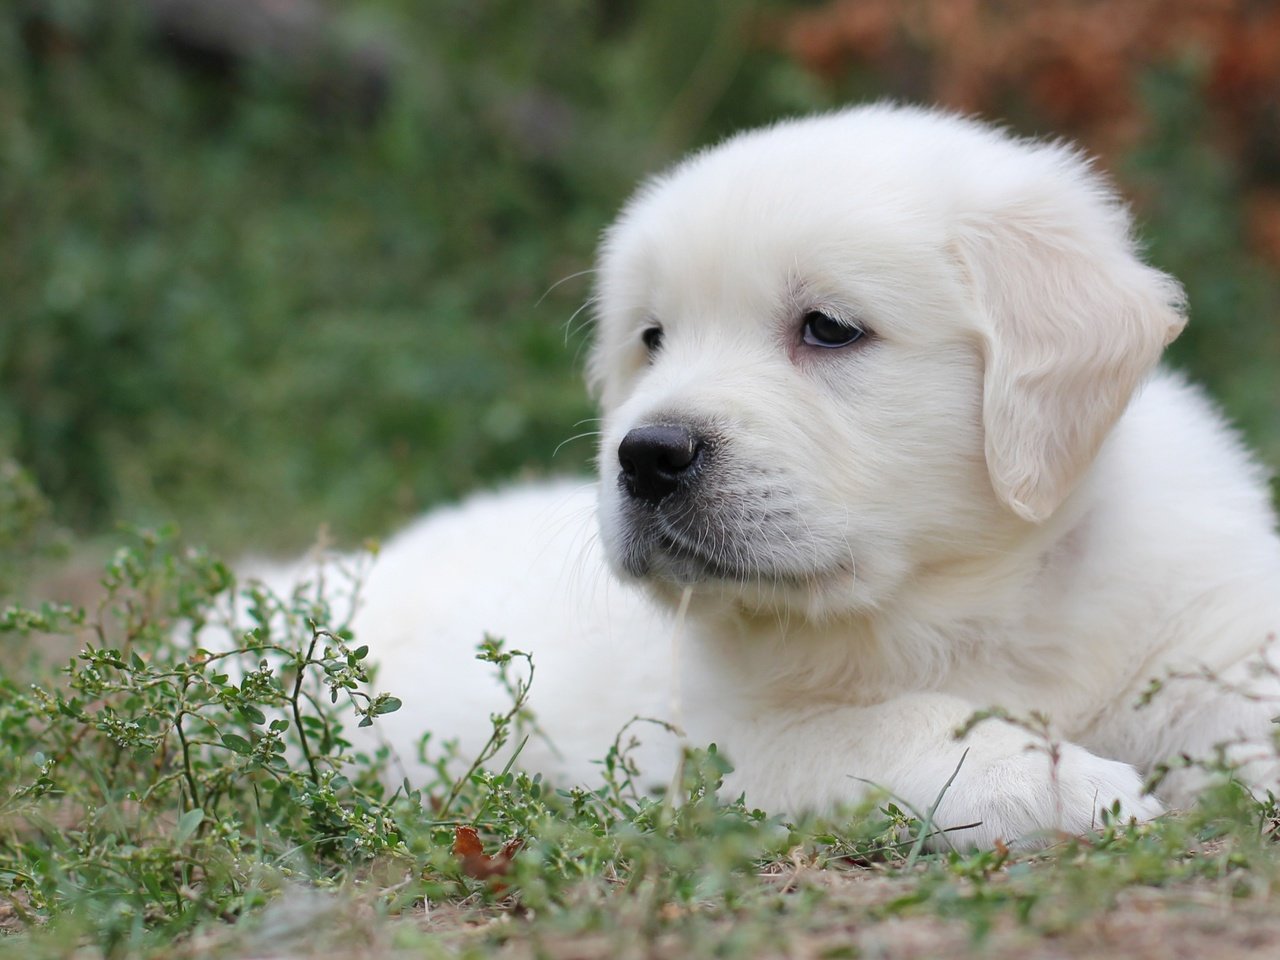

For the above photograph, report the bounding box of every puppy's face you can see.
[590,107,1186,619]
[595,184,992,617]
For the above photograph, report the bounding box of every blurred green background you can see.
[1,0,1277,574]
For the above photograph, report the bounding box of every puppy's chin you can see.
[640,559,870,625]
[597,498,871,622]
[626,525,819,586]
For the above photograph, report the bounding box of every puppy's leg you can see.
[1137,653,1280,808]
[715,692,1163,849]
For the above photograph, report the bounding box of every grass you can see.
[2,530,1280,959]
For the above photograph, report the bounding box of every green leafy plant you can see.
[2,529,1280,960]
[0,528,408,951]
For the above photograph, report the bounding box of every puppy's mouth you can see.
[651,529,762,583]
[619,510,825,587]
[603,433,851,589]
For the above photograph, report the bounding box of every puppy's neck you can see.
[681,487,1102,705]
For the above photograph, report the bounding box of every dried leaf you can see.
[452,825,523,883]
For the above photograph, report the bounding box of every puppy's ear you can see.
[953,147,1186,523]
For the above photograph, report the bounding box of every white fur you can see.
[268,106,1280,848]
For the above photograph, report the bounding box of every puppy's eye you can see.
[801,311,866,349]
[642,325,664,353]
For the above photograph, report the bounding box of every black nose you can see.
[618,424,702,503]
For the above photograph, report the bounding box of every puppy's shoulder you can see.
[1105,369,1275,527]
[1075,369,1280,658]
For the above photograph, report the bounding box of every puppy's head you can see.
[589,105,1185,618]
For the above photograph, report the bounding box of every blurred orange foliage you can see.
[777,0,1280,263]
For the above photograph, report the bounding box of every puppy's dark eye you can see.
[801,311,866,349]
[642,325,663,353]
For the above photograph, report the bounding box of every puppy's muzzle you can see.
[617,424,704,503]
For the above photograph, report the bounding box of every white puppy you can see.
[296,105,1280,847]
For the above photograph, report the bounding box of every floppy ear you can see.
[952,149,1187,523]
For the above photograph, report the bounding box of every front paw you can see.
[936,744,1163,849]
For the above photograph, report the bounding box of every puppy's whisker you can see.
[562,295,599,347]
[553,431,603,459]
[538,267,596,308]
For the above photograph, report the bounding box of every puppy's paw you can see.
[1055,745,1165,831]
[937,744,1163,849]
